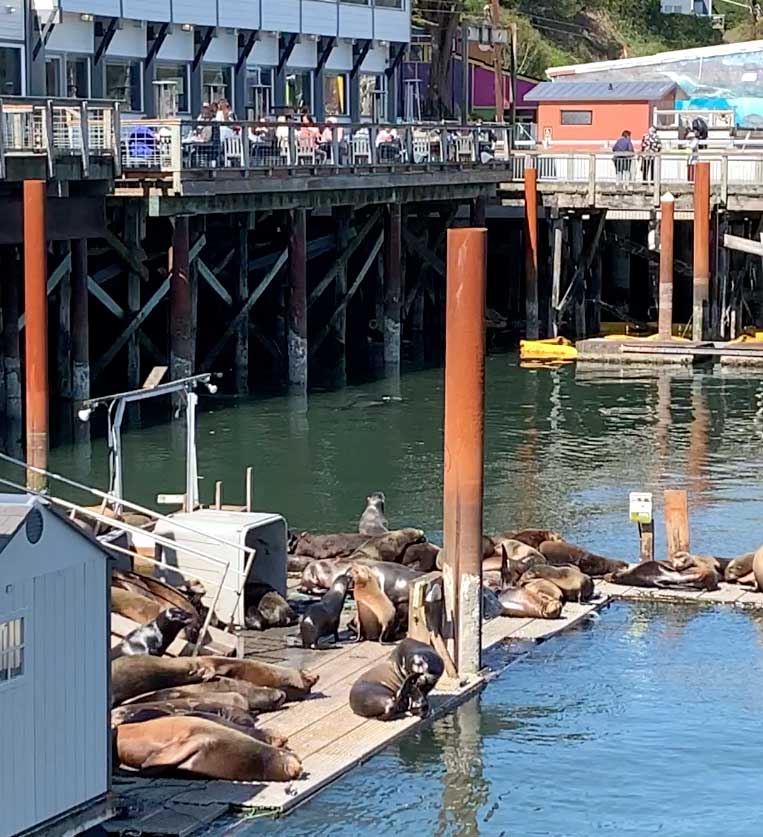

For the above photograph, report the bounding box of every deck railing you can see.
[0,96,121,178]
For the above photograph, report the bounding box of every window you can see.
[0,46,22,95]
[247,67,273,121]
[155,62,190,114]
[105,59,143,112]
[0,617,24,683]
[203,65,233,110]
[560,110,592,126]
[46,56,62,97]
[285,70,312,112]
[323,72,349,117]
[375,0,403,7]
[360,73,386,119]
[66,56,90,98]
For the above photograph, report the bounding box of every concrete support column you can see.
[288,209,308,396]
[170,217,194,396]
[383,203,402,380]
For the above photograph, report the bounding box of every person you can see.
[185,103,213,144]
[612,130,634,182]
[686,130,699,182]
[640,126,662,182]
[215,98,236,121]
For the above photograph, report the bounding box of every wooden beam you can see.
[102,228,148,281]
[277,33,298,75]
[557,211,606,316]
[197,259,233,306]
[146,22,171,67]
[724,232,763,258]
[202,248,289,371]
[17,253,70,330]
[88,278,125,319]
[192,27,216,73]
[236,30,259,73]
[402,227,445,277]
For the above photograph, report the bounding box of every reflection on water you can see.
[41,355,763,836]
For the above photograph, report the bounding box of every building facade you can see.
[11,0,410,121]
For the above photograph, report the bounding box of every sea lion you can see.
[400,542,440,572]
[539,540,628,577]
[752,545,763,592]
[112,655,215,707]
[349,638,444,720]
[498,587,563,619]
[351,528,426,563]
[119,607,197,657]
[116,716,302,781]
[299,559,353,595]
[113,570,201,621]
[724,552,756,583]
[115,693,250,716]
[244,583,298,631]
[300,574,350,649]
[499,529,562,551]
[124,679,287,714]
[519,564,594,602]
[522,578,565,603]
[436,537,494,570]
[350,563,396,643]
[358,492,389,536]
[195,657,319,701]
[487,538,546,565]
[606,560,719,591]
[289,532,370,560]
[111,587,163,625]
[363,561,424,607]
[287,554,314,574]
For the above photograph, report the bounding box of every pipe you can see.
[23,180,49,491]
[658,192,675,340]
[383,203,402,380]
[442,227,487,677]
[287,208,308,396]
[692,161,710,341]
[524,166,539,339]
[170,216,193,394]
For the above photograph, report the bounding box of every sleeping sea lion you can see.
[351,528,426,563]
[522,578,565,603]
[350,563,396,643]
[400,541,440,572]
[358,492,389,536]
[606,560,719,591]
[725,552,756,583]
[111,587,163,625]
[116,716,302,781]
[299,559,353,594]
[519,564,594,602]
[539,540,628,577]
[115,693,249,716]
[752,545,763,592]
[195,657,319,701]
[119,607,197,657]
[289,532,370,560]
[300,573,350,649]
[244,582,298,631]
[349,639,444,720]
[499,529,562,551]
[124,679,286,713]
[486,538,546,566]
[111,655,215,707]
[498,587,562,619]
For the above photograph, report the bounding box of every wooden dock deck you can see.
[576,338,763,366]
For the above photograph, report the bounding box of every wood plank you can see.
[88,278,126,320]
[724,232,763,257]
[663,489,690,559]
[197,258,233,306]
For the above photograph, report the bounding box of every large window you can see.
[285,70,312,112]
[360,73,386,119]
[155,62,190,114]
[247,67,273,121]
[0,46,22,95]
[46,56,62,97]
[0,617,24,683]
[323,72,349,117]
[66,57,90,97]
[105,59,143,112]
[203,65,233,110]
[560,109,593,126]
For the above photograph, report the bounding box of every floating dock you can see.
[576,338,763,366]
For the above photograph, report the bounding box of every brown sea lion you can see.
[399,541,440,572]
[725,552,756,583]
[290,532,370,560]
[358,492,389,536]
[606,560,719,591]
[195,657,319,701]
[363,561,424,607]
[752,545,763,592]
[116,716,302,781]
[112,655,215,707]
[539,540,628,577]
[348,528,426,564]
[498,587,562,619]
[499,529,562,551]
[487,538,546,564]
[124,679,287,713]
[299,559,353,594]
[522,578,565,603]
[300,574,351,649]
[244,582,298,630]
[111,587,163,624]
[113,570,200,621]
[519,564,594,602]
[116,693,250,715]
[349,639,444,720]
[350,563,396,643]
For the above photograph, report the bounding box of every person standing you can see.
[640,126,662,182]
[612,130,634,182]
[686,130,699,182]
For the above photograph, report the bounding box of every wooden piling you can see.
[383,203,402,380]
[692,161,710,341]
[287,208,308,396]
[664,488,690,560]
[658,193,675,339]
[71,238,90,444]
[125,204,142,391]
[170,216,194,392]
[470,196,487,228]
[524,167,539,339]
[443,227,486,677]
[3,249,22,456]
[571,218,586,338]
[589,241,602,336]
[23,180,49,489]
[235,216,249,394]
[333,206,350,388]
[55,242,72,400]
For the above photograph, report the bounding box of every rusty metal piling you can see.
[442,227,487,677]
[692,161,711,341]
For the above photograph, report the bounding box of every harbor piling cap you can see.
[661,192,675,203]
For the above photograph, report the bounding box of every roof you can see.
[547,40,763,78]
[525,81,676,102]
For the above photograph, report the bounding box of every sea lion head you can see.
[349,563,373,588]
[402,648,444,688]
[162,606,196,627]
[331,573,351,596]
[540,596,563,619]
[365,491,385,509]
[280,750,304,780]
[724,554,754,581]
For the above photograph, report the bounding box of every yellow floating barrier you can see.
[519,336,578,363]
[730,330,763,344]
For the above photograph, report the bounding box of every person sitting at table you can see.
[185,103,214,144]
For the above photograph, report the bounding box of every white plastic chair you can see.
[223,133,244,167]
[455,133,475,163]
[412,132,431,164]
[296,135,316,165]
[351,132,372,164]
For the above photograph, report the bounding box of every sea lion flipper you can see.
[139,735,201,770]
[500,545,512,588]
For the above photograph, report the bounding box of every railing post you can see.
[241,122,250,171]
[587,153,596,205]
[472,127,479,162]
[404,125,413,165]
[331,125,340,167]
[80,100,90,177]
[111,103,122,177]
[653,154,661,207]
[720,152,728,206]
[287,124,296,167]
[369,124,377,165]
[169,120,182,193]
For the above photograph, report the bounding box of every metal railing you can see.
[653,108,736,132]
[0,96,121,178]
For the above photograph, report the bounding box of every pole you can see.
[170,216,193,410]
[490,0,503,123]
[550,218,563,336]
[383,203,402,381]
[658,192,675,339]
[333,206,350,388]
[442,227,486,678]
[470,196,487,227]
[509,23,517,142]
[288,208,308,397]
[460,22,469,121]
[692,161,710,341]
[234,216,249,394]
[23,180,49,490]
[71,238,90,444]
[3,249,22,457]
[524,166,539,339]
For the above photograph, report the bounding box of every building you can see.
[0,494,112,837]
[526,80,678,149]
[9,0,411,121]
[545,40,763,131]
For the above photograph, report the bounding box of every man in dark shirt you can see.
[612,130,634,182]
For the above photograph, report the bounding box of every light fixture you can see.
[80,12,93,22]
[5,5,17,14]
[77,407,92,422]
[180,23,193,32]
[206,382,218,394]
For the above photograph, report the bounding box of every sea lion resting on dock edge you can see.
[519,564,595,603]
[118,607,197,657]
[498,587,562,619]
[116,716,302,781]
[195,657,319,701]
[350,639,444,720]
[300,573,351,649]
[605,560,719,591]
[358,491,389,536]
[725,552,756,584]
[111,656,216,707]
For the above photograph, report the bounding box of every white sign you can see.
[629,492,653,524]
[157,493,185,505]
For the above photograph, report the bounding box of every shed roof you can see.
[525,81,676,102]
